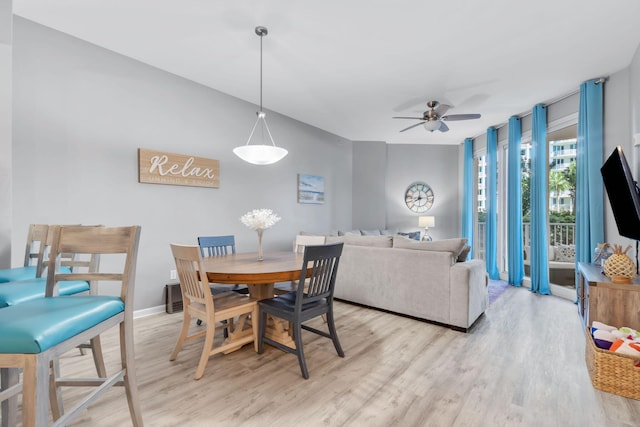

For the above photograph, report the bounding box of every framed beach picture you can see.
[298,174,325,204]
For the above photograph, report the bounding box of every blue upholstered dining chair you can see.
[0,224,49,283]
[0,225,143,426]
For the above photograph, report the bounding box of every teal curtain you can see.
[485,128,499,279]
[576,80,604,267]
[530,104,550,295]
[507,116,524,287]
[462,138,475,258]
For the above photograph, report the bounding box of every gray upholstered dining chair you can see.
[258,242,344,379]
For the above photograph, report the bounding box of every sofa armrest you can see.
[449,259,488,328]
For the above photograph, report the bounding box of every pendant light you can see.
[233,26,288,165]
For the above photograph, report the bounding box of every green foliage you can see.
[550,211,575,223]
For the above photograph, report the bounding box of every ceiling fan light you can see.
[233,145,288,165]
[423,120,441,132]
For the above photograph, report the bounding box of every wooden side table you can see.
[577,262,640,329]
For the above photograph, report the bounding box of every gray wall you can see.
[0,0,11,268]
[12,18,353,311]
[352,140,386,229]
[385,144,460,239]
[605,65,635,250]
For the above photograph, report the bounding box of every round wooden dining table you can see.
[201,251,308,300]
[201,251,309,349]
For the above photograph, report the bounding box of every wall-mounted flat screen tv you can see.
[601,146,640,241]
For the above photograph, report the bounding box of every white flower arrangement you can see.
[240,208,281,231]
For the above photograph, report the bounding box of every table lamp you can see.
[419,216,435,241]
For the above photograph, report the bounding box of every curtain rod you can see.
[471,76,607,136]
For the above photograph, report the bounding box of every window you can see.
[522,125,577,288]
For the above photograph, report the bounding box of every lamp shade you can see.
[419,216,435,228]
[233,145,288,165]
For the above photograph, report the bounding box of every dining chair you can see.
[0,224,49,283]
[169,243,259,380]
[197,235,248,293]
[258,242,344,379]
[274,234,326,295]
[0,225,143,426]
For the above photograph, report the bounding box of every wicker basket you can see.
[585,327,640,399]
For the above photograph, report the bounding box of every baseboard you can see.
[134,305,165,319]
[334,298,474,333]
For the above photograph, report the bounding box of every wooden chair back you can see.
[23,223,49,270]
[47,225,140,303]
[171,243,214,312]
[296,242,343,304]
[293,234,326,253]
[198,235,236,257]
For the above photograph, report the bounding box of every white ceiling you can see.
[13,0,640,145]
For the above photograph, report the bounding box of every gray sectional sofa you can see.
[325,234,488,331]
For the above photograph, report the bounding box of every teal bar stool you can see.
[0,225,143,426]
[0,224,49,283]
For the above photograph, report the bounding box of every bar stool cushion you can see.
[0,266,36,283]
[0,278,90,308]
[0,266,72,283]
[0,296,124,354]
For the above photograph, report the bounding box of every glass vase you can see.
[257,229,264,261]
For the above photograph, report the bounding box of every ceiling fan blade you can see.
[399,122,425,132]
[393,116,423,120]
[439,122,450,132]
[434,103,451,117]
[442,113,481,121]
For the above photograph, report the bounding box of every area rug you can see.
[488,280,510,305]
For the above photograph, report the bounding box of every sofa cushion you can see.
[396,231,421,241]
[338,230,362,236]
[361,229,382,236]
[393,236,468,257]
[343,234,393,248]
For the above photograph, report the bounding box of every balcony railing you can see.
[475,222,576,258]
[475,221,576,288]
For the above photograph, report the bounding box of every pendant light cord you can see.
[259,32,263,112]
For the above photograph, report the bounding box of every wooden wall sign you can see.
[138,148,220,188]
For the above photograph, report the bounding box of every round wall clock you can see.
[404,182,434,213]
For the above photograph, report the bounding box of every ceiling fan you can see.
[393,100,481,133]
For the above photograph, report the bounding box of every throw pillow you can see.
[325,235,346,244]
[393,236,468,257]
[397,231,421,241]
[555,244,575,262]
[457,245,471,262]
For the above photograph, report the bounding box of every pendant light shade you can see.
[234,26,288,165]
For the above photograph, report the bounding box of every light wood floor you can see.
[23,287,640,426]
